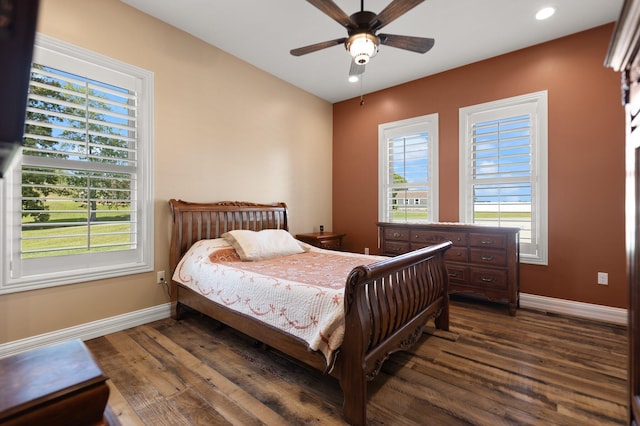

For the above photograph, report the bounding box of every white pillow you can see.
[221,229,306,261]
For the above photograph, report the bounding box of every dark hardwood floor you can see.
[86,298,628,425]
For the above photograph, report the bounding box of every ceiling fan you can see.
[290,0,435,78]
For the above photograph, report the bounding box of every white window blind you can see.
[1,34,154,293]
[21,65,138,258]
[460,92,548,265]
[379,114,438,223]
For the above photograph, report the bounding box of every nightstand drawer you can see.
[316,238,342,250]
[296,232,345,250]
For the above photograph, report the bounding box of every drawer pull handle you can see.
[393,232,401,238]
[449,272,458,277]
[481,255,495,261]
[480,239,495,245]
[480,276,494,282]
[391,247,401,252]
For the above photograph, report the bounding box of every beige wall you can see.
[0,0,333,343]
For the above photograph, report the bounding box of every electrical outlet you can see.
[157,270,166,284]
[597,272,608,285]
[364,247,369,255]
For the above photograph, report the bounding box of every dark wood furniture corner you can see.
[378,222,520,315]
[0,339,111,426]
[605,1,640,423]
[296,231,345,250]
[0,0,39,177]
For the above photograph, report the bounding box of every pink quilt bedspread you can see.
[172,238,385,366]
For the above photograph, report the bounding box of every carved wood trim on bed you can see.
[169,199,289,274]
[168,199,452,425]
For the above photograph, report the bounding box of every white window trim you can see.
[378,113,439,223]
[459,91,548,265]
[0,34,155,293]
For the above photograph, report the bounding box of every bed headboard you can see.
[168,199,289,273]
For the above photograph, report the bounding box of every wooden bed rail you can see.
[339,241,452,425]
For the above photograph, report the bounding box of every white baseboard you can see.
[520,293,627,325]
[0,295,627,358]
[0,303,171,358]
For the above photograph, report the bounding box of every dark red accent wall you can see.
[332,24,627,308]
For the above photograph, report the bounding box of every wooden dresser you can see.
[378,222,520,315]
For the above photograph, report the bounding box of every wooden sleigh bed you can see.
[168,199,452,425]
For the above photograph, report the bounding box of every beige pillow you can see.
[221,229,306,261]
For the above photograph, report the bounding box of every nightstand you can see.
[296,232,345,250]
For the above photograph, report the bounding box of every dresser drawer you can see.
[469,268,508,290]
[468,232,507,249]
[383,241,410,255]
[412,230,467,246]
[317,239,342,250]
[469,248,506,267]
[445,247,469,262]
[446,264,468,283]
[410,242,468,261]
[383,227,410,241]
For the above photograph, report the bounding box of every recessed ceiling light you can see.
[348,75,359,83]
[536,6,556,20]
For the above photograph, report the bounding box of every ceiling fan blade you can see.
[371,0,425,31]
[379,34,434,53]
[349,61,366,77]
[290,38,347,56]
[306,0,355,29]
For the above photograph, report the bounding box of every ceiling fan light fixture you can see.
[535,6,556,20]
[346,33,379,65]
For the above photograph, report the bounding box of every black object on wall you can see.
[0,0,39,178]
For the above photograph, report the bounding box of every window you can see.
[379,114,439,223]
[459,91,548,265]
[1,34,154,293]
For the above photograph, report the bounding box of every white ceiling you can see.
[120,0,623,103]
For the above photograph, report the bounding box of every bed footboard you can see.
[338,241,452,426]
